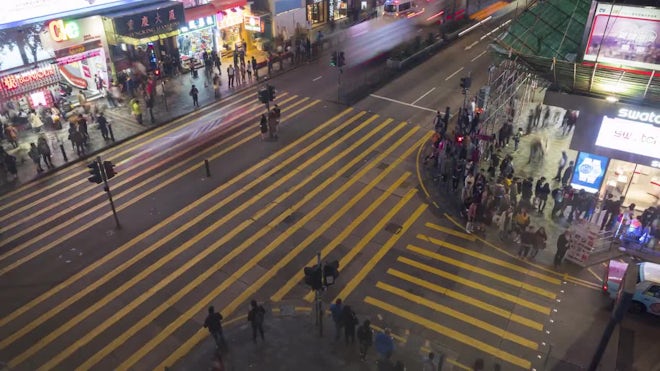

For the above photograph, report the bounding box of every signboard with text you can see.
[582,3,660,71]
[0,65,60,98]
[40,16,105,52]
[114,2,185,39]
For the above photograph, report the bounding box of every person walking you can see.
[553,151,568,181]
[554,229,571,267]
[5,124,18,148]
[227,66,235,88]
[374,328,395,360]
[268,108,278,139]
[240,64,246,85]
[513,127,522,151]
[203,306,226,349]
[130,99,143,125]
[341,305,358,345]
[189,85,199,108]
[423,352,438,371]
[561,160,574,187]
[2,147,18,180]
[258,114,268,140]
[247,299,266,343]
[357,319,373,361]
[77,114,89,142]
[37,135,53,168]
[537,182,551,214]
[329,298,343,341]
[69,125,85,156]
[246,63,252,82]
[213,73,221,98]
[528,226,547,259]
[28,143,44,173]
[97,112,110,140]
[28,109,44,133]
[251,56,258,80]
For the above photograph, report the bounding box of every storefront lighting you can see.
[181,26,189,32]
[120,43,127,51]
[606,96,618,103]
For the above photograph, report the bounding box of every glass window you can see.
[399,2,411,11]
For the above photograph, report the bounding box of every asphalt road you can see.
[1,9,659,371]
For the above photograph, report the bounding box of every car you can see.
[603,260,660,315]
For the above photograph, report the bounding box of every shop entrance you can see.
[601,160,660,210]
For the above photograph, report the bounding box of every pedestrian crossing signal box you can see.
[258,88,269,103]
[87,162,103,184]
[304,266,323,290]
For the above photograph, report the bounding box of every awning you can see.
[184,4,218,23]
[211,0,247,11]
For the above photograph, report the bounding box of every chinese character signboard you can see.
[114,2,185,39]
[0,65,59,98]
[582,3,660,71]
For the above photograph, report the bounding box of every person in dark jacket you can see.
[357,319,373,361]
[341,305,358,345]
[554,230,571,267]
[97,112,110,140]
[537,182,551,214]
[37,135,53,168]
[259,114,268,140]
[561,161,574,187]
[203,306,226,349]
[28,143,44,173]
[247,299,266,343]
[520,177,534,206]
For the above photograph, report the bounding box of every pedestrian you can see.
[240,63,246,84]
[513,127,522,151]
[537,182,551,214]
[77,114,89,142]
[189,85,199,108]
[247,299,266,343]
[130,99,143,125]
[554,229,571,267]
[561,160,574,187]
[374,328,395,360]
[28,109,44,133]
[69,124,85,156]
[213,73,221,98]
[251,56,258,80]
[28,142,44,173]
[553,151,568,181]
[528,226,547,259]
[357,319,373,361]
[37,135,53,168]
[517,225,535,258]
[341,305,358,345]
[329,298,343,341]
[1,147,17,180]
[423,352,438,371]
[5,124,19,148]
[268,109,278,139]
[104,86,118,108]
[97,112,110,140]
[246,63,252,82]
[145,94,155,123]
[227,66,235,88]
[203,306,227,349]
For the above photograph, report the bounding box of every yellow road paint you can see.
[117,125,422,370]
[0,89,256,209]
[419,346,472,371]
[0,105,346,349]
[0,93,278,230]
[424,222,476,242]
[398,257,551,315]
[364,296,531,370]
[470,1,507,21]
[270,172,412,302]
[38,112,382,370]
[417,233,561,286]
[387,269,544,331]
[333,203,428,303]
[376,282,539,350]
[407,244,557,300]
[587,267,603,283]
[370,324,408,344]
[303,187,419,303]
[415,130,434,202]
[0,98,306,275]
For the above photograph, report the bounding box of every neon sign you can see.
[617,108,660,125]
[1,68,56,91]
[48,19,80,42]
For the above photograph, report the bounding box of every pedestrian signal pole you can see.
[304,255,340,338]
[88,156,120,229]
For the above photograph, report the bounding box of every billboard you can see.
[571,152,609,193]
[583,3,660,71]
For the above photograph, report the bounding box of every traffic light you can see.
[456,135,465,144]
[337,52,345,68]
[460,77,471,89]
[304,266,322,290]
[258,88,268,103]
[103,160,116,180]
[323,260,340,285]
[87,161,103,184]
[330,51,338,67]
[154,68,161,78]
[267,85,276,101]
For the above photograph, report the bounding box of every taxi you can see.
[603,260,660,315]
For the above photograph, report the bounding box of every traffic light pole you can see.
[98,156,121,230]
[315,251,323,337]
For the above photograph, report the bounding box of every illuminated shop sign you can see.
[114,3,186,38]
[56,49,102,65]
[617,108,660,125]
[180,16,215,32]
[244,15,263,32]
[218,8,244,28]
[595,115,660,160]
[1,68,56,91]
[48,19,80,42]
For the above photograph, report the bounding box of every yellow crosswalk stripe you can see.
[417,233,562,286]
[375,282,539,350]
[407,244,557,300]
[153,128,424,370]
[36,111,380,370]
[387,269,544,331]
[271,171,412,302]
[333,203,428,303]
[424,222,476,241]
[398,257,551,315]
[365,296,532,369]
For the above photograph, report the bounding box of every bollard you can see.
[59,144,68,162]
[108,123,116,142]
[204,159,211,177]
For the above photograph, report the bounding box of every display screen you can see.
[571,152,609,193]
[595,116,660,160]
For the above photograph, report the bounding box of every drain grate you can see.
[385,223,402,234]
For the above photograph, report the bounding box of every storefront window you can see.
[307,1,326,24]
[601,159,660,210]
[329,0,347,20]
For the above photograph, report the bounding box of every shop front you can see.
[306,0,327,25]
[545,92,660,211]
[0,64,61,116]
[217,6,248,55]
[178,15,218,70]
[101,1,186,79]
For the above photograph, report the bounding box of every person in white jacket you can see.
[29,110,44,133]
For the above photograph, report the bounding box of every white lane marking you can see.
[464,41,479,50]
[480,19,512,41]
[369,94,436,112]
[411,87,436,105]
[312,76,322,82]
[444,67,464,81]
[458,16,492,37]
[471,50,487,62]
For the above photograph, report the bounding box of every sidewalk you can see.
[171,303,466,371]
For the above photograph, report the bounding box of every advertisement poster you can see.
[595,114,660,160]
[583,3,660,71]
[571,152,609,193]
